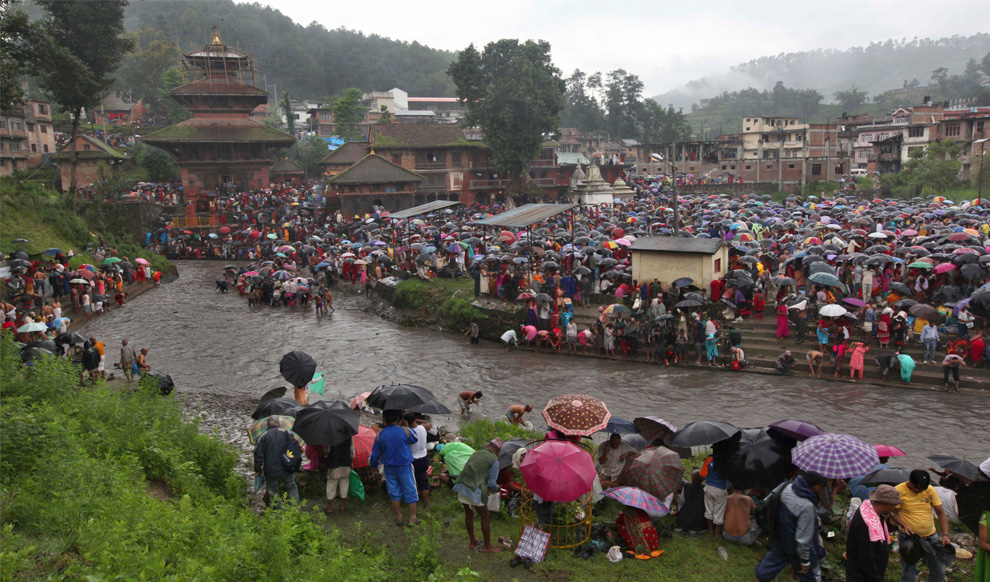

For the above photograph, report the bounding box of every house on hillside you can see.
[93,94,146,127]
[52,134,126,194]
[629,237,728,292]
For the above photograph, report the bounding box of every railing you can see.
[415,161,446,170]
[469,179,511,189]
[468,160,489,169]
[170,215,220,228]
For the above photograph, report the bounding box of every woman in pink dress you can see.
[776,301,790,339]
[848,342,869,382]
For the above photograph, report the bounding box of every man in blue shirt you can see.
[370,410,420,526]
[703,457,728,539]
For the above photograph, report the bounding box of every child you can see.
[676,329,688,364]
[832,338,848,378]
[604,324,616,358]
[566,320,578,353]
[753,292,765,320]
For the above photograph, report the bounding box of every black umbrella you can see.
[279,351,317,388]
[960,263,987,280]
[145,371,175,396]
[251,396,302,420]
[406,399,453,415]
[889,282,912,296]
[712,428,795,489]
[21,345,56,364]
[858,466,912,487]
[498,438,530,470]
[603,416,639,435]
[956,481,990,534]
[927,454,982,481]
[673,277,694,288]
[260,386,288,404]
[674,299,703,309]
[670,421,740,448]
[621,433,650,452]
[366,384,436,411]
[291,401,359,447]
[55,332,87,346]
[932,286,963,304]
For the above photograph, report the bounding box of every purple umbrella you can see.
[842,297,867,308]
[768,419,825,442]
[602,486,670,515]
[792,433,879,478]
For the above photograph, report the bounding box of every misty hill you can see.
[122,0,457,99]
[655,34,990,111]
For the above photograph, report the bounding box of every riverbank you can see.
[358,277,990,395]
[64,277,171,334]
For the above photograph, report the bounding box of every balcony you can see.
[468,177,556,190]
[468,160,490,169]
[0,127,27,139]
[415,161,446,170]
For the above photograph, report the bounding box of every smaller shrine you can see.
[611,177,636,201]
[569,162,614,205]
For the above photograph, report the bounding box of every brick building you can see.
[327,154,423,217]
[52,134,126,192]
[93,94,146,127]
[0,99,55,175]
[318,141,369,177]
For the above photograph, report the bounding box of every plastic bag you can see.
[349,469,365,501]
[607,546,623,563]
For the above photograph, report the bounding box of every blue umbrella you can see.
[43,248,62,256]
[603,416,639,434]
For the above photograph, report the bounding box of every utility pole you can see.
[671,141,678,234]
[777,122,784,193]
[975,139,988,206]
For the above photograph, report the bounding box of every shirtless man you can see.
[458,390,483,414]
[505,404,532,426]
[136,348,151,372]
[807,350,824,378]
[721,485,760,546]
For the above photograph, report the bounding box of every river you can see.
[79,262,987,470]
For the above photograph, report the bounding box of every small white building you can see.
[630,237,728,291]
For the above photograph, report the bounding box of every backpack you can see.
[280,431,303,473]
[754,480,791,538]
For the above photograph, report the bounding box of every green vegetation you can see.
[332,88,366,142]
[883,139,967,198]
[0,179,172,274]
[392,278,490,332]
[458,418,543,450]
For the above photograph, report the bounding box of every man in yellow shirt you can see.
[890,470,951,582]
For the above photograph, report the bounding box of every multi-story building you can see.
[0,99,56,175]
[939,106,990,180]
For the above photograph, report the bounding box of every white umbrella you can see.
[867,232,887,239]
[818,304,848,318]
[787,299,808,311]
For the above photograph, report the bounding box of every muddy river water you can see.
[80,262,987,470]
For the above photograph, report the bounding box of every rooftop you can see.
[143,118,295,145]
[407,97,460,103]
[52,135,126,160]
[474,203,578,228]
[387,199,460,219]
[270,158,305,174]
[629,237,724,255]
[328,154,424,185]
[371,124,482,149]
[170,77,267,97]
[318,141,369,167]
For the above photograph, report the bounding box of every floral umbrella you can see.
[542,394,611,437]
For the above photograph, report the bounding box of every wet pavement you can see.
[80,262,988,470]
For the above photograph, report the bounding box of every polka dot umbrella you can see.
[542,394,611,437]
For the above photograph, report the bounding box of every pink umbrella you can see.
[134,258,149,266]
[934,263,956,274]
[520,441,595,502]
[874,443,906,458]
[614,238,632,246]
[349,391,372,410]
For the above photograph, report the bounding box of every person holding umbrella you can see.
[369,410,419,526]
[323,437,353,515]
[845,484,901,582]
[452,439,502,552]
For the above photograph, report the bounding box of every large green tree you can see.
[0,1,44,109]
[448,39,565,202]
[34,0,134,194]
[296,137,330,178]
[888,139,964,196]
[833,86,869,112]
[113,28,186,123]
[331,88,365,141]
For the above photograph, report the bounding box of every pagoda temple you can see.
[144,27,293,197]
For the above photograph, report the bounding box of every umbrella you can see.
[352,426,378,468]
[674,299,703,309]
[349,391,372,410]
[619,446,684,500]
[808,272,843,288]
[247,415,302,445]
[519,440,596,502]
[669,420,739,447]
[768,419,825,442]
[406,399,453,415]
[542,393,611,437]
[772,276,796,287]
[712,428,795,489]
[498,438,530,470]
[908,304,939,320]
[927,454,982,481]
[858,466,912,487]
[818,304,847,318]
[604,303,631,315]
[792,433,879,478]
[632,417,678,446]
[956,481,990,534]
[55,332,87,346]
[842,297,867,308]
[291,401,360,447]
[17,322,47,333]
[259,386,287,404]
[251,397,302,420]
[874,444,907,458]
[673,277,694,288]
[602,487,670,515]
[366,384,436,411]
[278,351,317,387]
[603,416,639,435]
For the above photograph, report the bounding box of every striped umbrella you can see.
[792,433,879,478]
[542,394,611,437]
[602,487,670,515]
[351,426,378,468]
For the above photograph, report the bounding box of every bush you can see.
[458,418,543,450]
[393,279,429,309]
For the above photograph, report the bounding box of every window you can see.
[9,142,19,151]
[835,164,843,174]
[392,154,402,165]
[451,152,462,166]
[812,163,822,176]
[714,258,722,274]
[908,126,924,138]
[745,127,750,131]
[721,165,727,170]
[43,144,49,153]
[83,144,91,151]
[384,186,397,193]
[27,123,34,132]
[39,104,48,115]
[730,165,736,170]
[766,164,772,169]
[0,118,5,129]
[31,144,36,152]
[9,118,23,131]
[977,121,985,134]
[946,124,961,137]
[40,124,47,134]
[788,163,795,169]
[745,165,751,170]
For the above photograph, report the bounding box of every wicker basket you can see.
[518,489,593,549]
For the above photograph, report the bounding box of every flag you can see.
[309,373,325,395]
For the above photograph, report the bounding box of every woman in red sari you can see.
[616,507,660,557]
[776,301,790,339]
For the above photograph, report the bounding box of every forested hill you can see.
[655,34,990,110]
[122,0,457,99]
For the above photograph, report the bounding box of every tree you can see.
[134,142,178,182]
[448,39,565,202]
[0,1,44,108]
[34,0,134,195]
[282,91,294,135]
[331,88,365,141]
[113,28,180,122]
[833,87,868,112]
[296,136,330,177]
[377,105,392,124]
[889,139,963,196]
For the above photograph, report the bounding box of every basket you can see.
[518,489,593,549]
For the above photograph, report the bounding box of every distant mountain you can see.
[122,0,457,99]
[654,34,990,110]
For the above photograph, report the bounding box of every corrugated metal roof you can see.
[629,237,724,255]
[474,204,578,228]
[388,199,460,219]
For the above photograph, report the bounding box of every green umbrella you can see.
[437,441,475,476]
[267,233,278,240]
[907,261,932,270]
[808,272,844,288]
[101,257,122,264]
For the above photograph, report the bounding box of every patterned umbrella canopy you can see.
[633,417,678,446]
[768,419,825,442]
[542,394,611,437]
[602,486,670,515]
[247,415,304,446]
[619,446,684,500]
[520,440,596,502]
[792,433,880,478]
[351,426,378,468]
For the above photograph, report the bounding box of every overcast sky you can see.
[255,0,989,96]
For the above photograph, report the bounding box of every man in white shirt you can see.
[597,433,637,487]
[500,329,518,351]
[404,412,432,508]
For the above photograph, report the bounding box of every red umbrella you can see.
[874,443,906,458]
[219,226,231,234]
[542,394,611,437]
[250,230,262,239]
[351,426,377,468]
[520,441,595,502]
[349,391,371,410]
[619,446,684,500]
